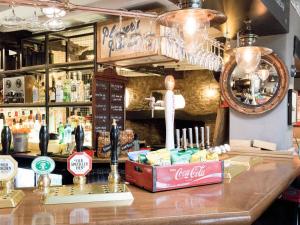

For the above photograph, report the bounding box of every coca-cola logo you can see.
[175,165,206,180]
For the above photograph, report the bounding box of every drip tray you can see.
[44,183,134,205]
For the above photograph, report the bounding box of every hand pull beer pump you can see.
[41,120,133,205]
[0,120,25,208]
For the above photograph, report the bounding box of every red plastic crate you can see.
[125,160,224,192]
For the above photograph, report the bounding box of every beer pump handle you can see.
[110,119,119,165]
[39,116,49,156]
[176,129,180,149]
[195,127,199,149]
[1,126,11,155]
[188,128,193,148]
[75,125,85,152]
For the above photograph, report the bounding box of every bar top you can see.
[1,157,300,225]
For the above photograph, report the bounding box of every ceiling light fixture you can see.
[234,20,272,74]
[156,0,227,70]
[157,0,226,53]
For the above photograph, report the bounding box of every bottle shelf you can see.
[0,65,46,76]
[0,103,45,108]
[49,60,94,70]
[0,102,92,108]
[0,60,94,76]
[48,102,92,107]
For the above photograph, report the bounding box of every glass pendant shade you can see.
[258,69,270,81]
[235,46,261,73]
[180,16,209,54]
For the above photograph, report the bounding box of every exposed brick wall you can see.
[125,70,220,146]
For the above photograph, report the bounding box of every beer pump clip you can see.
[43,122,133,205]
[0,125,25,208]
[31,118,55,195]
[67,124,92,186]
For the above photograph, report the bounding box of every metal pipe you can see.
[0,0,158,18]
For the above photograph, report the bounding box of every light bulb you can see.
[181,17,209,54]
[184,16,197,36]
[206,88,216,98]
[235,46,261,73]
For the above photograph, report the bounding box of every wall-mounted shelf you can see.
[48,102,92,107]
[49,60,94,71]
[0,103,45,108]
[0,65,46,76]
[0,60,95,77]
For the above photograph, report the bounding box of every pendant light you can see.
[234,20,272,74]
[157,0,227,53]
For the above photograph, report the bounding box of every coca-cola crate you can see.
[125,160,224,192]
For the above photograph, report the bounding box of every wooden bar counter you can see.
[1,157,300,225]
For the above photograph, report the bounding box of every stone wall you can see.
[125,70,220,146]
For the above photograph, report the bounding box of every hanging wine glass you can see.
[2,2,24,29]
[113,15,127,51]
[26,5,44,32]
[143,18,158,52]
[44,18,65,31]
[44,6,65,32]
[128,12,143,51]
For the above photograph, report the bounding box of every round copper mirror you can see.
[220,53,289,114]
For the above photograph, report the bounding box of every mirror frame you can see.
[220,53,289,114]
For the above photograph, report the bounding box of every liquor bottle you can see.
[83,117,92,147]
[58,122,64,144]
[6,112,12,127]
[28,110,33,120]
[39,114,49,156]
[32,75,39,103]
[1,121,12,155]
[0,113,5,144]
[33,113,41,137]
[28,110,34,129]
[70,73,77,102]
[21,111,26,122]
[63,73,71,102]
[39,81,45,103]
[50,77,56,103]
[56,77,64,103]
[77,72,85,102]
[14,111,19,124]
[84,75,91,102]
[64,121,72,144]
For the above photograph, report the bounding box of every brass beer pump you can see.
[0,122,25,208]
[37,116,51,194]
[73,124,87,187]
[108,119,121,192]
[43,121,133,205]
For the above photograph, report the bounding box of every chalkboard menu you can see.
[93,68,127,146]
